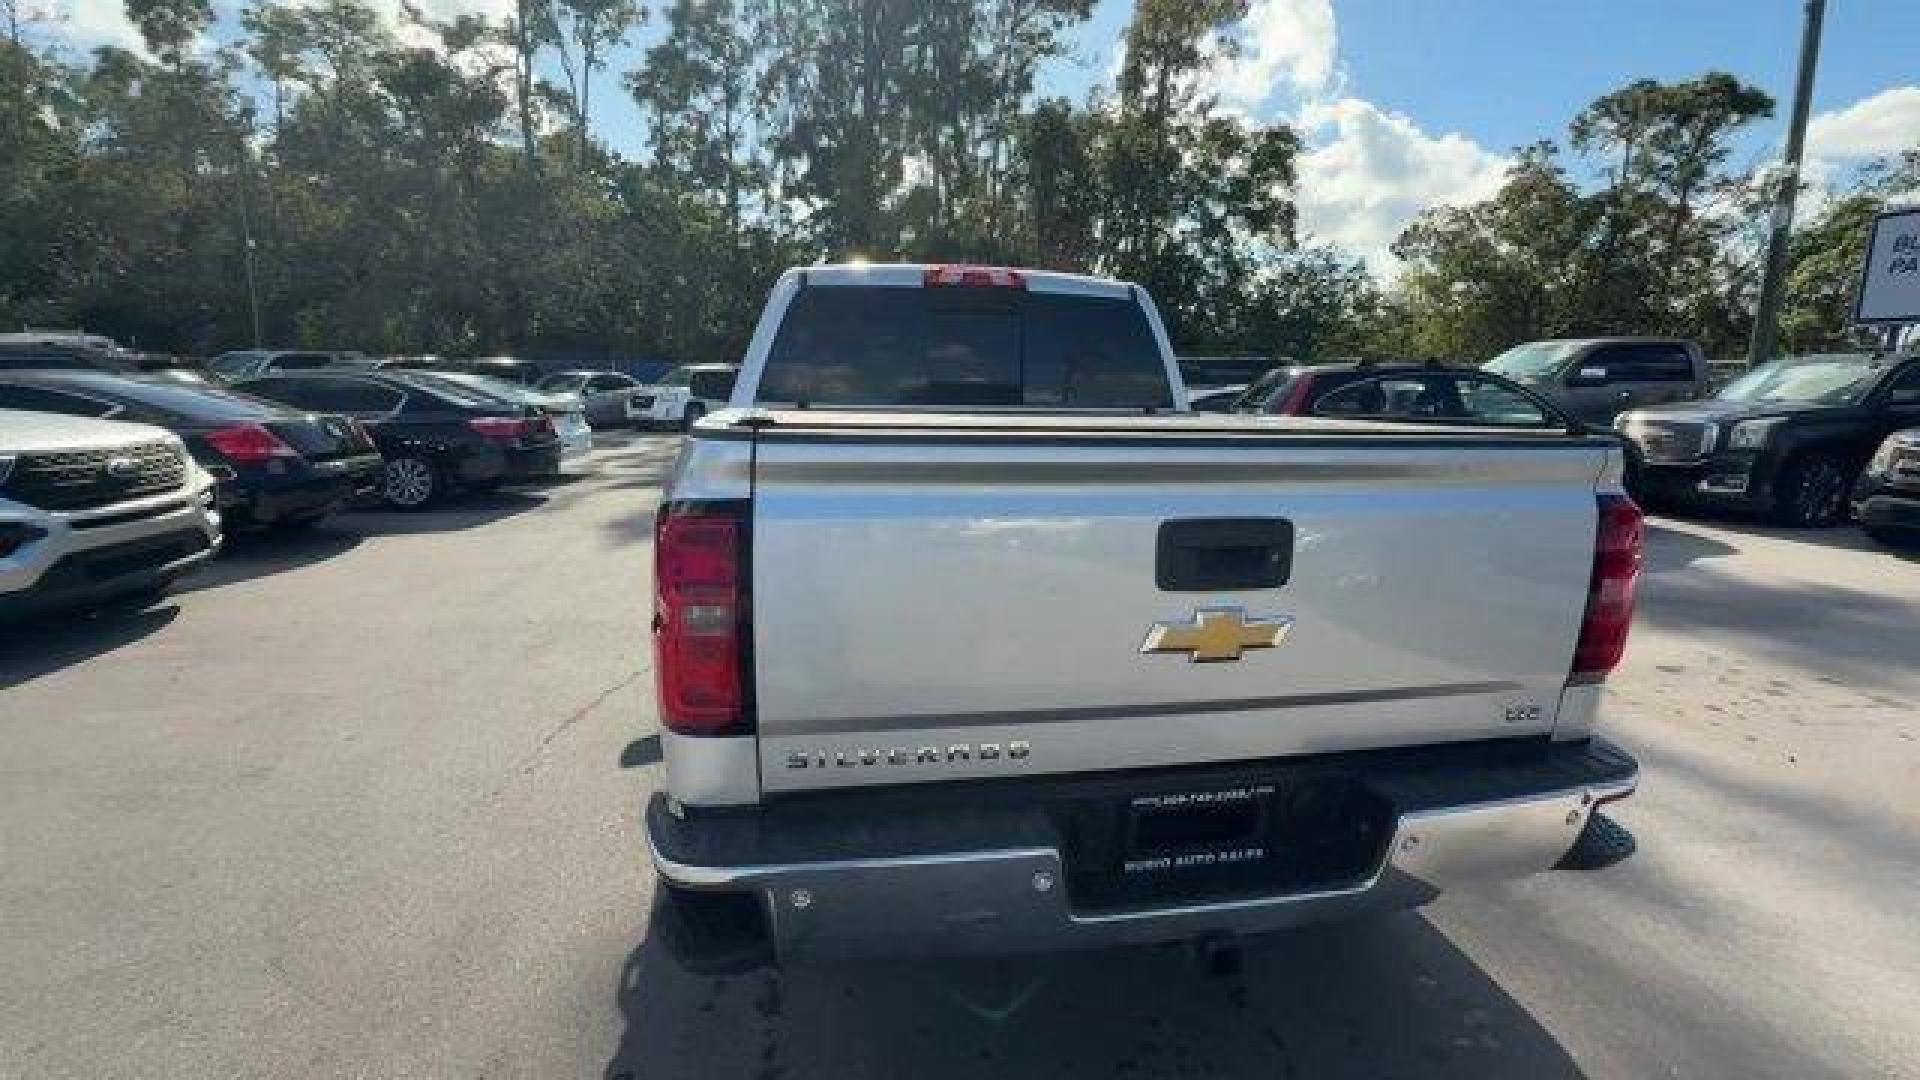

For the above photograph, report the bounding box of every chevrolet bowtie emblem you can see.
[1140,607,1291,663]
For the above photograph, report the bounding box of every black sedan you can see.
[1853,428,1920,545]
[1616,352,1920,526]
[0,369,383,529]
[236,370,562,509]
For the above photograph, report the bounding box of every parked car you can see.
[0,410,222,620]
[1617,352,1920,526]
[0,370,383,530]
[630,364,739,429]
[236,370,562,509]
[1485,337,1711,427]
[383,355,551,388]
[643,263,1637,972]
[0,332,146,372]
[206,349,374,383]
[1852,428,1920,545]
[1230,361,1572,427]
[535,370,642,428]
[396,369,593,463]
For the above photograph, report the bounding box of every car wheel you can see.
[381,454,440,510]
[1771,451,1850,527]
[681,403,706,432]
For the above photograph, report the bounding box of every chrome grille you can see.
[2,440,188,511]
[1628,419,1713,463]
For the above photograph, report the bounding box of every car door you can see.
[582,373,633,425]
[1559,343,1659,426]
[1870,362,1920,446]
[1620,342,1699,408]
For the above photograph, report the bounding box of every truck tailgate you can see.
[747,425,1608,793]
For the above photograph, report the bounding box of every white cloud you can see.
[1807,85,1920,166]
[34,0,149,55]
[1213,0,1337,110]
[1295,97,1511,276]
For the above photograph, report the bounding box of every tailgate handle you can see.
[1156,518,1293,592]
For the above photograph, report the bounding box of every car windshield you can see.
[1716,355,1884,406]
[1485,341,1580,380]
[656,368,694,387]
[539,372,591,392]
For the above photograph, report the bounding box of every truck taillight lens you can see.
[654,501,750,736]
[204,423,299,464]
[1571,492,1643,684]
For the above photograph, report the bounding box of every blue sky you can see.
[38,0,1920,271]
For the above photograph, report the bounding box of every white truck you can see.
[644,264,1642,970]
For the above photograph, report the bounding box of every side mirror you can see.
[1567,366,1608,387]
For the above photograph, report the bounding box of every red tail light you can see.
[468,416,550,444]
[654,501,750,736]
[204,423,299,464]
[924,264,1027,289]
[1570,492,1644,683]
[1270,374,1315,415]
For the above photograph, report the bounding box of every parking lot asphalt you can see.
[3,433,1917,1080]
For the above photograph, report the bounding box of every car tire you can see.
[381,454,441,510]
[681,403,706,432]
[1771,451,1851,528]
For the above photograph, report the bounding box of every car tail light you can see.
[924,264,1027,289]
[1270,375,1315,415]
[654,501,751,736]
[1570,492,1644,684]
[468,416,548,443]
[204,423,300,463]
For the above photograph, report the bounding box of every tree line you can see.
[1,0,1912,364]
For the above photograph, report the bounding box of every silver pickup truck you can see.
[644,264,1642,970]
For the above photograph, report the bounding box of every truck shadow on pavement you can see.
[602,913,1585,1079]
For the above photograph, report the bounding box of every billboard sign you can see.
[1855,207,1920,324]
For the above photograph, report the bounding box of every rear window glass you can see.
[101,379,281,422]
[759,287,1171,409]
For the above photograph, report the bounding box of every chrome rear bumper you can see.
[647,738,1636,962]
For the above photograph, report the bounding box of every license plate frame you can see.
[1120,783,1275,876]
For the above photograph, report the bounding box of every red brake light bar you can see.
[204,423,300,464]
[924,265,1027,289]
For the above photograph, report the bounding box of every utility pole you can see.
[1746,0,1826,368]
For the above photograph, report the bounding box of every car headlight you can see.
[1867,440,1899,476]
[1726,417,1783,450]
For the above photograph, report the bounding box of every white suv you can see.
[1,411,222,619]
[631,365,739,430]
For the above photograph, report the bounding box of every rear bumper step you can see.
[646,737,1637,963]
